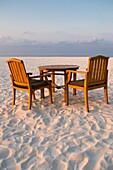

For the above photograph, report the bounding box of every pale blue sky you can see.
[0,0,113,55]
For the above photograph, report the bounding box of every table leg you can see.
[73,71,76,95]
[52,71,55,92]
[40,70,44,98]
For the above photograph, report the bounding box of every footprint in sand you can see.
[0,146,11,160]
[7,118,19,127]
[0,127,3,138]
[83,147,106,170]
[1,156,16,169]
[30,136,44,146]
[51,158,68,170]
[107,165,113,170]
[42,117,51,126]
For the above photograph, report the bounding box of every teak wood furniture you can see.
[38,65,79,101]
[65,55,109,112]
[6,58,53,110]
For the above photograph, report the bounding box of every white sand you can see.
[0,56,113,170]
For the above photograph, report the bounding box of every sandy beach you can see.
[0,56,113,170]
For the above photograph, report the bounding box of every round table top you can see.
[38,65,79,71]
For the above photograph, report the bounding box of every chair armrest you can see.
[27,72,33,76]
[66,70,87,74]
[29,73,51,79]
[66,70,88,84]
[28,73,52,85]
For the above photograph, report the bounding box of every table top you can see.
[38,65,79,71]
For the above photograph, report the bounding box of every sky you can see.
[0,0,113,56]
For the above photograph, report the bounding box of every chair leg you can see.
[104,87,109,104]
[49,87,53,104]
[12,88,16,105]
[28,91,32,110]
[32,92,35,100]
[84,89,89,112]
[65,85,69,106]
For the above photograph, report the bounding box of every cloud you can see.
[15,39,37,46]
[0,36,113,56]
[100,32,113,42]
[0,36,37,46]
[0,35,13,45]
[23,31,35,35]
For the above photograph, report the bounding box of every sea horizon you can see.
[0,54,113,58]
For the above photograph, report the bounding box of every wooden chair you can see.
[65,55,109,112]
[6,58,53,110]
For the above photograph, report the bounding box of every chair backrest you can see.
[6,58,28,86]
[87,55,109,86]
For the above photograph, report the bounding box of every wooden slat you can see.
[16,62,23,82]
[101,59,105,81]
[98,58,102,81]
[20,62,27,83]
[14,62,19,82]
[94,58,98,81]
[96,58,100,81]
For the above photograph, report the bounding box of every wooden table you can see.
[38,65,79,100]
